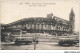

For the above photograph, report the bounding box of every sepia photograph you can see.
[0,0,79,50]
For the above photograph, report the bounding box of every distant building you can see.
[4,8,75,36]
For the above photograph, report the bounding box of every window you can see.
[30,24,32,28]
[58,27,60,30]
[28,24,29,26]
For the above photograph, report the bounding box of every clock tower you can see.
[69,8,75,33]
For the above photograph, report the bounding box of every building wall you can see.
[7,16,70,35]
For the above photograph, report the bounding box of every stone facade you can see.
[5,9,75,36]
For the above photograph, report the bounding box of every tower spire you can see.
[69,8,75,33]
[70,8,75,16]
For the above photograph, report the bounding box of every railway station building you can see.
[3,8,75,36]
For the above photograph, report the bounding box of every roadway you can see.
[1,41,79,50]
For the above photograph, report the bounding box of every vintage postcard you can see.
[0,0,79,50]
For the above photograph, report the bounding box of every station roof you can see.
[7,15,69,26]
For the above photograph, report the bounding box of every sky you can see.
[0,0,79,31]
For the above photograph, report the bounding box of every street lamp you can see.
[33,28,37,50]
[33,33,36,50]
